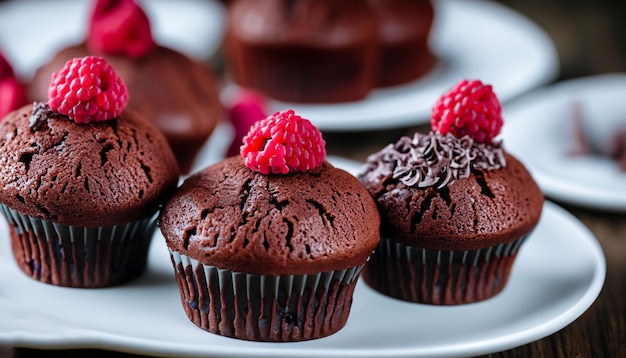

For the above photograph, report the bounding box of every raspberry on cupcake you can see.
[159,109,380,341]
[87,0,156,59]
[358,79,544,304]
[241,109,326,174]
[431,79,503,144]
[47,56,129,123]
[226,90,268,157]
[0,56,179,288]
[0,51,27,119]
[28,0,222,174]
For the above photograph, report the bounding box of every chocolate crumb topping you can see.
[28,102,55,132]
[361,132,506,189]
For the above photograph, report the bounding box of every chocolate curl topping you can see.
[364,132,506,189]
[87,0,156,59]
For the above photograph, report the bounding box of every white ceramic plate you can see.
[0,0,226,80]
[259,0,559,131]
[0,197,605,357]
[501,74,626,211]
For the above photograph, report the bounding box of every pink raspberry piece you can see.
[431,79,503,143]
[87,0,155,59]
[0,52,27,119]
[48,56,129,123]
[227,90,267,157]
[241,109,326,174]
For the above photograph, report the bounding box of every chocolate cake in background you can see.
[28,0,222,174]
[223,0,435,103]
[224,0,379,103]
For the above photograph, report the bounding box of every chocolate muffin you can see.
[0,56,179,287]
[358,80,544,304]
[28,0,222,174]
[160,110,380,341]
[224,0,379,103]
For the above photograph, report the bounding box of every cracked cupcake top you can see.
[0,102,178,227]
[159,156,380,275]
[358,149,543,250]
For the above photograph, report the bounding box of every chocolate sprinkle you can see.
[28,102,54,132]
[361,132,506,189]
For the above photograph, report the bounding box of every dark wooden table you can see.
[2,0,626,357]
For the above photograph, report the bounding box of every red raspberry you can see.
[0,52,16,79]
[0,78,27,120]
[0,53,27,119]
[241,110,326,174]
[48,56,129,124]
[431,79,503,143]
[227,90,267,157]
[87,0,155,59]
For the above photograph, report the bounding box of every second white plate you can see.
[501,73,626,211]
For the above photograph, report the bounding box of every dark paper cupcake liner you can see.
[0,203,156,288]
[169,250,364,341]
[362,235,529,305]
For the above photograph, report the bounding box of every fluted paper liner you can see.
[362,235,529,304]
[169,250,365,341]
[0,203,155,288]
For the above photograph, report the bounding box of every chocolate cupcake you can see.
[0,56,179,287]
[160,110,380,341]
[28,0,222,174]
[358,79,544,304]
